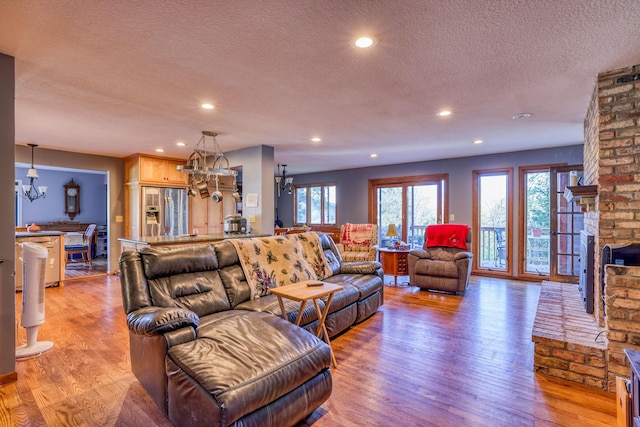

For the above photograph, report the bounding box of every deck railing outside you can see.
[479,226,549,273]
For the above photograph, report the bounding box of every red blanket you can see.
[341,223,374,248]
[425,224,470,249]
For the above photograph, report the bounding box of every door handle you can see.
[551,231,558,236]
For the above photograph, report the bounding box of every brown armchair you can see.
[408,224,473,295]
[335,223,378,262]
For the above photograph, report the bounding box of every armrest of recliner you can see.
[126,306,200,337]
[335,243,345,253]
[409,249,432,260]
[340,261,382,275]
[454,251,473,261]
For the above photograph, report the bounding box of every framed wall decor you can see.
[64,178,80,220]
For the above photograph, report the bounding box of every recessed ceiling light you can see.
[437,110,452,117]
[512,113,532,120]
[311,137,322,143]
[473,139,483,144]
[370,153,378,158]
[354,36,376,48]
[176,142,186,147]
[202,103,215,110]
[155,148,164,153]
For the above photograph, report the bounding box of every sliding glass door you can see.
[519,167,551,277]
[549,165,584,283]
[369,175,447,249]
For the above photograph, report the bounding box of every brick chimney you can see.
[583,63,640,391]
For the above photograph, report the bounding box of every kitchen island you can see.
[119,233,266,253]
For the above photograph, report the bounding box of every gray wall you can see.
[226,145,275,234]
[15,168,107,227]
[280,145,584,227]
[279,145,584,273]
[1,53,16,380]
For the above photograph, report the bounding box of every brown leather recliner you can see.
[408,224,473,295]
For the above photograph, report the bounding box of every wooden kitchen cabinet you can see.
[124,154,189,238]
[191,195,224,235]
[190,185,239,235]
[125,154,188,186]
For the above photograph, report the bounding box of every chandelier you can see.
[16,144,48,202]
[275,164,293,197]
[177,131,237,199]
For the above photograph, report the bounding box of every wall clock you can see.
[64,178,80,220]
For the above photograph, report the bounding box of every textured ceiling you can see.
[1,0,640,174]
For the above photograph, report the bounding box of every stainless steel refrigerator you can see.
[142,187,189,237]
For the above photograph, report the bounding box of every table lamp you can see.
[385,224,399,248]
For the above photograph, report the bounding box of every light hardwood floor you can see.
[63,256,108,280]
[1,275,616,426]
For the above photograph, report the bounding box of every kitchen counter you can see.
[15,231,66,288]
[119,233,267,253]
[16,231,66,238]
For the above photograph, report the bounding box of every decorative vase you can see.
[27,223,41,232]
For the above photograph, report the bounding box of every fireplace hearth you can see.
[532,281,607,390]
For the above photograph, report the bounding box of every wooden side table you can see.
[378,248,410,286]
[270,281,344,368]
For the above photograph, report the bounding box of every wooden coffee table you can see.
[270,280,344,367]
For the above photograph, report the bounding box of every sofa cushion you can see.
[140,246,232,317]
[323,273,382,301]
[340,250,377,262]
[141,245,218,279]
[413,258,459,278]
[322,283,359,313]
[426,247,458,261]
[235,294,324,326]
[340,261,382,275]
[167,311,331,425]
[318,233,342,275]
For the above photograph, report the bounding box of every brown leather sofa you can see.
[120,233,383,427]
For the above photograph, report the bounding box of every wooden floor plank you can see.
[2,275,616,426]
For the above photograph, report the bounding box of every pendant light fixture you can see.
[16,144,48,202]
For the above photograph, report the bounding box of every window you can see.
[294,183,336,225]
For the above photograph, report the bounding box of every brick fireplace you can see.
[533,63,640,392]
